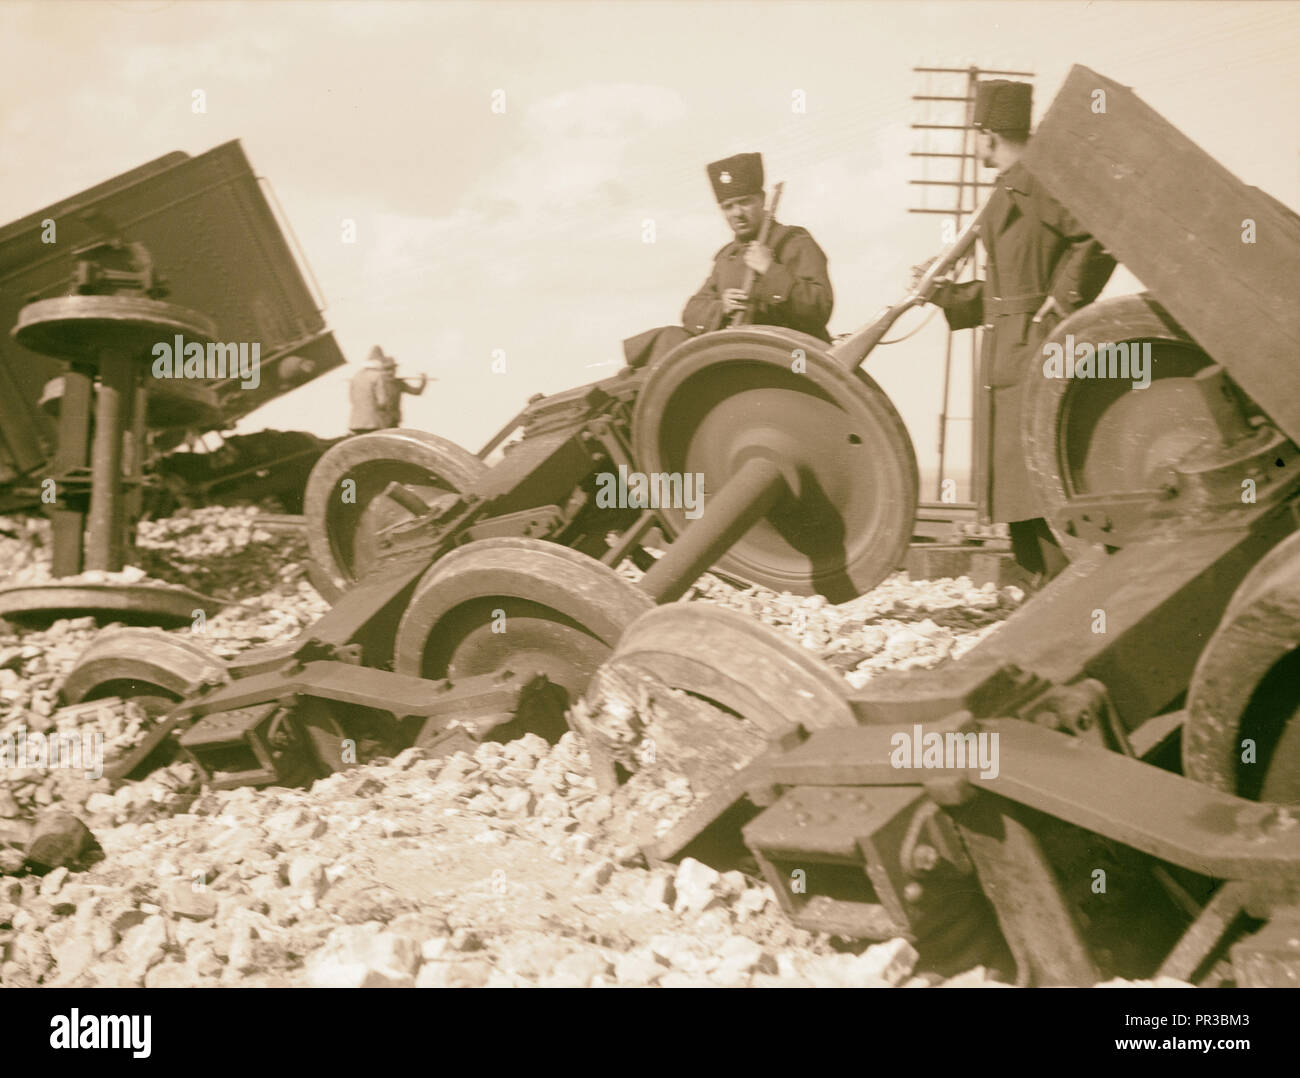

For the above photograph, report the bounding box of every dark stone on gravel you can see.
[25,811,93,871]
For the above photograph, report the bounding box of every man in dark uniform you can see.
[623,152,833,368]
[925,80,1115,577]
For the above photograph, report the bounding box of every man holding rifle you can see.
[623,152,833,368]
[921,80,1114,578]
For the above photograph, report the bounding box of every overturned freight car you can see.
[0,140,346,514]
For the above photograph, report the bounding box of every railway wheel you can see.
[61,627,228,707]
[393,538,652,740]
[1022,295,1222,558]
[1184,529,1300,803]
[303,428,486,601]
[582,603,856,789]
[60,628,228,778]
[632,327,917,602]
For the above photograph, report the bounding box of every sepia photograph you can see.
[0,0,1298,1037]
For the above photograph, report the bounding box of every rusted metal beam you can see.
[952,795,1099,986]
[174,659,542,723]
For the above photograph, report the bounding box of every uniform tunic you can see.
[623,221,833,368]
[682,221,833,342]
[933,160,1114,522]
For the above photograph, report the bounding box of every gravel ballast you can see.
[0,508,1189,987]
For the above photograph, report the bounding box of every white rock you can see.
[369,932,421,976]
[164,877,217,921]
[534,794,569,819]
[547,949,613,987]
[803,953,890,988]
[415,960,492,988]
[391,747,426,771]
[735,887,772,922]
[673,858,721,914]
[120,915,168,981]
[941,965,1014,988]
[144,961,192,988]
[717,870,747,900]
[266,808,326,841]
[497,788,534,818]
[360,967,415,988]
[642,870,675,911]
[715,936,772,975]
[576,859,615,894]
[84,792,117,816]
[307,957,369,988]
[614,949,667,986]
[287,855,327,899]
[1095,975,1193,989]
[39,866,70,897]
[53,934,96,981]
[856,938,918,986]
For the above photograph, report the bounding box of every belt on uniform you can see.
[985,293,1047,316]
[985,293,1050,345]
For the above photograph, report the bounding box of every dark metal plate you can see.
[13,294,217,361]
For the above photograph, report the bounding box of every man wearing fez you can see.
[923,80,1115,578]
[623,152,833,369]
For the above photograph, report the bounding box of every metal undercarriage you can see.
[57,65,1300,985]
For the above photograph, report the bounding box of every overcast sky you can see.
[2,0,1298,488]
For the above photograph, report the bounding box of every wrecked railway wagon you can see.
[57,66,1300,985]
[0,140,346,514]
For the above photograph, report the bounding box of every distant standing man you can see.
[923,80,1115,577]
[623,152,834,368]
[348,345,393,434]
[348,346,429,432]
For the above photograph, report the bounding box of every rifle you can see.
[728,181,785,327]
[828,189,991,371]
[394,373,435,391]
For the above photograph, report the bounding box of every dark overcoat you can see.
[934,160,1114,522]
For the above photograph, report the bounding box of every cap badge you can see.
[719,171,731,184]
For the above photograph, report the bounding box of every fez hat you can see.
[707,153,764,203]
[973,80,1032,136]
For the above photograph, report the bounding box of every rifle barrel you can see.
[829,189,990,371]
[729,181,786,327]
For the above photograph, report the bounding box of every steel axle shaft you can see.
[637,456,788,603]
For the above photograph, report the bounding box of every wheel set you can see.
[62,329,915,781]
[285,329,916,745]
